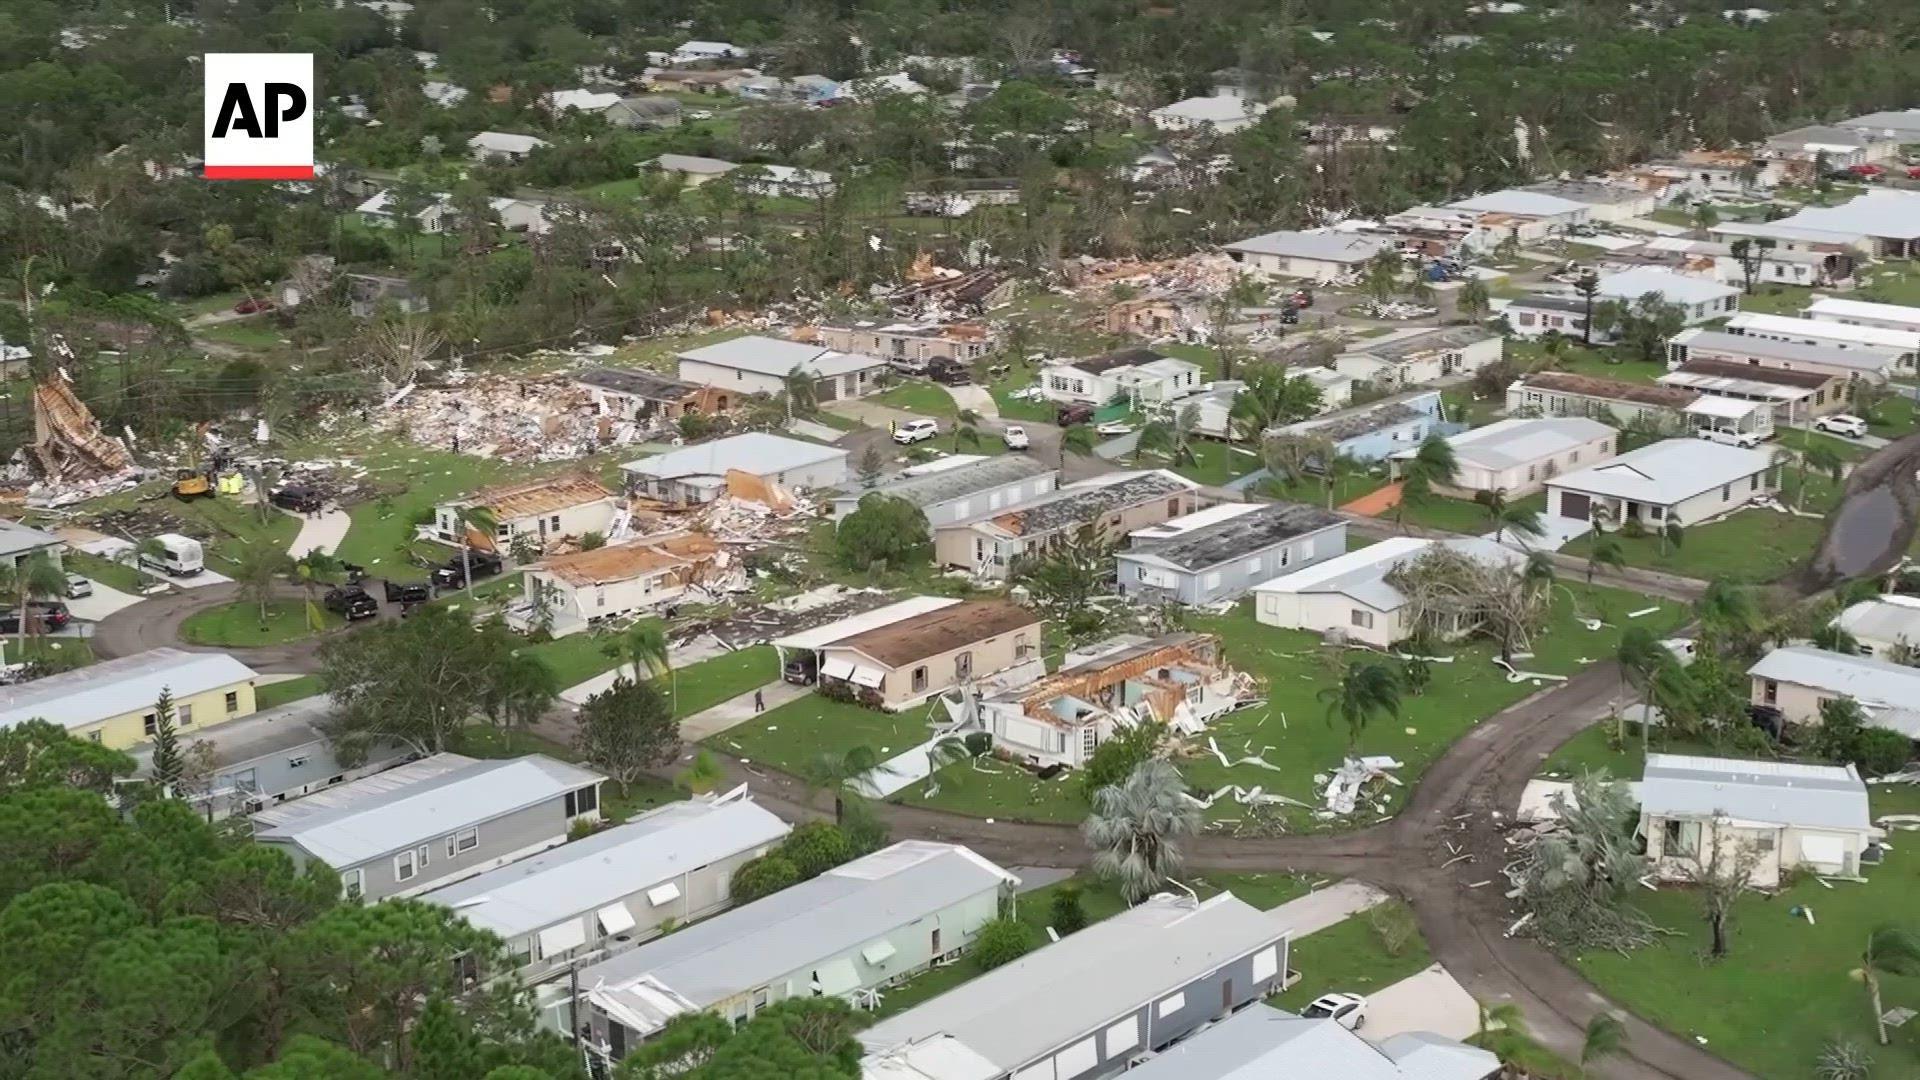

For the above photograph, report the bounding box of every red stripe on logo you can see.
[204,165,315,180]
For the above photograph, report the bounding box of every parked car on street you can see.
[66,574,92,599]
[1002,425,1030,449]
[323,585,379,621]
[1814,414,1869,439]
[894,418,939,444]
[1301,992,1368,1030]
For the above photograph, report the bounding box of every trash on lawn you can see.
[1321,755,1403,816]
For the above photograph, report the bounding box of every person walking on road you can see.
[754,689,764,713]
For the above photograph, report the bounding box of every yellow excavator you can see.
[171,423,215,501]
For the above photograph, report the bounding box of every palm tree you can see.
[1581,1012,1629,1076]
[923,736,973,795]
[618,621,674,710]
[1524,550,1556,598]
[1585,532,1625,586]
[293,550,339,632]
[1405,433,1460,490]
[252,463,282,527]
[1320,452,1356,510]
[232,543,288,626]
[780,365,818,421]
[1082,759,1201,903]
[1362,250,1402,305]
[1229,364,1323,442]
[1469,1002,1567,1078]
[1797,441,1845,511]
[449,504,498,597]
[1859,926,1920,1045]
[1318,662,1402,750]
[803,745,894,823]
[1695,580,1757,640]
[1135,405,1199,467]
[1479,489,1545,546]
[1615,626,1669,752]
[1059,424,1096,469]
[2,553,68,655]
[1574,271,1601,346]
[1458,276,1491,323]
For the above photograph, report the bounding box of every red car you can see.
[232,297,277,314]
[1848,164,1884,179]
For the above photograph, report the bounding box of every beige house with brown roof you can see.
[519,534,720,636]
[1506,371,1698,430]
[816,601,1044,710]
[434,476,619,553]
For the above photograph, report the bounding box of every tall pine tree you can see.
[148,687,182,795]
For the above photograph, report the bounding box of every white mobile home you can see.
[1639,754,1879,887]
[1252,537,1524,648]
[1544,439,1776,532]
[1396,416,1617,498]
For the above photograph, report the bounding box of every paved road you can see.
[92,581,366,673]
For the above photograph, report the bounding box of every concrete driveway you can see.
[942,384,998,418]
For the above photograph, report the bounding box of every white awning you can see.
[538,920,587,957]
[821,657,856,681]
[646,881,682,907]
[861,939,897,965]
[598,904,637,935]
[849,664,886,689]
[812,957,861,996]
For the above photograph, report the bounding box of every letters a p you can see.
[204,54,315,180]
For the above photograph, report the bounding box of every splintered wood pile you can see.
[28,378,132,481]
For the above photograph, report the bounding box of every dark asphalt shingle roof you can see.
[1127,503,1342,573]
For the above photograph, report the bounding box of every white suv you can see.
[1696,427,1761,448]
[893,418,939,444]
[1814,414,1870,439]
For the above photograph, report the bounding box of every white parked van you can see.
[140,533,205,577]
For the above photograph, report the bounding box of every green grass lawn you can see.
[113,495,303,577]
[64,551,151,595]
[327,441,533,582]
[707,693,937,770]
[1164,440,1264,487]
[256,674,323,710]
[1261,469,1389,508]
[180,599,344,646]
[1560,506,1827,585]
[1577,787,1920,1079]
[1537,721,1722,781]
[1777,426,1872,463]
[5,638,94,670]
[659,645,780,716]
[517,628,644,690]
[871,382,960,418]
[985,359,1055,423]
[1869,389,1916,439]
[1398,492,1547,536]
[195,321,286,350]
[1507,339,1666,385]
[1443,386,1504,429]
[907,586,1685,829]
[1273,900,1433,1010]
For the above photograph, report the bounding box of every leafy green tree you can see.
[1615,627,1672,753]
[318,607,525,757]
[1083,760,1200,903]
[730,855,801,903]
[1079,720,1163,799]
[802,746,893,825]
[573,676,677,795]
[0,719,135,795]
[1228,362,1322,441]
[615,1012,731,1079]
[970,917,1035,971]
[779,820,854,879]
[244,1036,393,1079]
[1318,662,1402,750]
[149,687,184,793]
[232,542,289,626]
[834,494,932,572]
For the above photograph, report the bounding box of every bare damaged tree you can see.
[1385,545,1549,660]
[1674,820,1763,960]
[997,8,1053,76]
[355,318,444,394]
[1509,773,1664,953]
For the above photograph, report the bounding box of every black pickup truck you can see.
[383,580,431,604]
[431,550,505,589]
[323,585,379,621]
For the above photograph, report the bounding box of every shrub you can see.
[1367,901,1419,958]
[1080,721,1163,799]
[781,820,855,879]
[1849,728,1912,777]
[580,531,606,551]
[835,494,932,571]
[1618,518,1647,539]
[730,854,800,902]
[1816,1038,1873,1080]
[970,918,1034,971]
[1048,885,1088,935]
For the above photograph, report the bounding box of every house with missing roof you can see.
[0,647,258,750]
[252,753,607,903]
[1222,230,1396,283]
[1506,372,1698,430]
[1039,346,1204,406]
[1833,595,1920,661]
[1657,358,1848,425]
[1265,389,1454,464]
[1394,416,1616,498]
[521,533,724,636]
[421,790,790,989]
[975,632,1246,768]
[814,600,1044,711]
[573,367,713,425]
[676,335,887,401]
[737,164,837,200]
[433,475,618,553]
[1673,324,1906,383]
[1333,326,1503,391]
[580,842,1018,1061]
[1252,536,1525,648]
[1116,502,1345,607]
[128,694,409,820]
[829,456,1059,534]
[933,470,1200,579]
[1750,644,1920,739]
[1118,1003,1499,1080]
[620,432,849,506]
[1638,754,1880,888]
[812,319,996,364]
[1544,438,1777,532]
[858,893,1292,1080]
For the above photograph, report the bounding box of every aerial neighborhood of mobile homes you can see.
[19,14,1920,1077]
